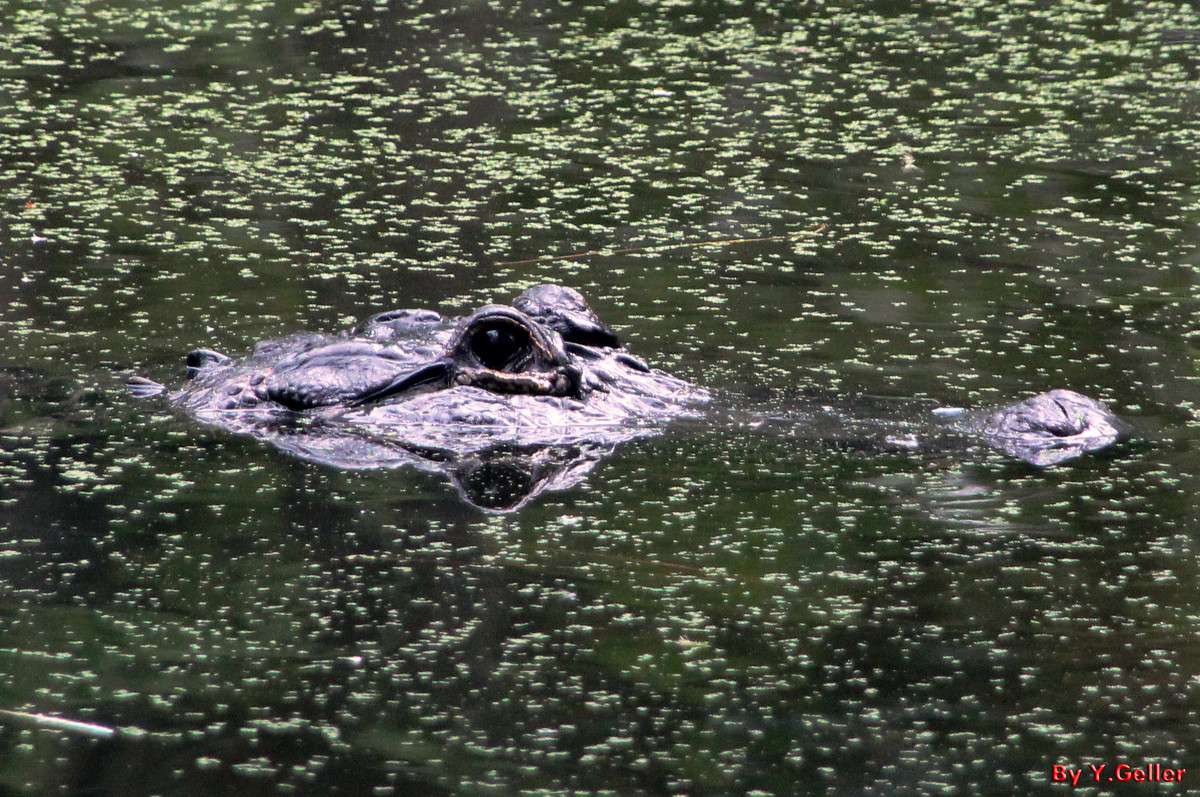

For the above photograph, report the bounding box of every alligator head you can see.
[346,304,584,407]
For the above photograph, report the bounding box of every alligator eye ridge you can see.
[469,319,534,372]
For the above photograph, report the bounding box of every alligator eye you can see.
[469,320,533,372]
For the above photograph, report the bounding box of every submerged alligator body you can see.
[130,285,1124,510]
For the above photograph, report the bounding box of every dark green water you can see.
[4,1,1200,794]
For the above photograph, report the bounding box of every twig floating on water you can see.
[0,709,118,739]
[497,224,827,266]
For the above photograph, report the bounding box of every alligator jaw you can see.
[344,361,451,407]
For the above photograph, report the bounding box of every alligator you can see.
[128,285,1125,510]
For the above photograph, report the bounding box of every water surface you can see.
[3,1,1200,794]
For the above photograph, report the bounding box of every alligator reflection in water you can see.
[238,422,637,512]
[128,285,1125,510]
